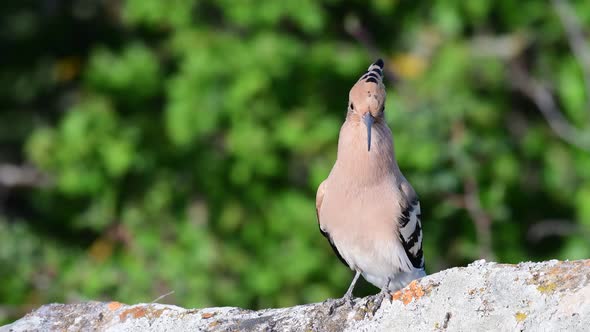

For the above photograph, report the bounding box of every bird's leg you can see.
[370,278,392,315]
[328,270,361,315]
[343,269,361,300]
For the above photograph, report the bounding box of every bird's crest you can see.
[359,58,384,85]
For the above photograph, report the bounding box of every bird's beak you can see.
[363,113,374,151]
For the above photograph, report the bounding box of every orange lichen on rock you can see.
[526,260,590,295]
[201,312,216,319]
[118,305,167,322]
[391,280,426,305]
[108,302,122,311]
[119,307,147,321]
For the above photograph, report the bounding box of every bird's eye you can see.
[350,102,355,110]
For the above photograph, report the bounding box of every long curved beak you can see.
[363,113,374,151]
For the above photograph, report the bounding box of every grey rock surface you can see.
[2,259,589,331]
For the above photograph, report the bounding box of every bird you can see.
[316,59,425,312]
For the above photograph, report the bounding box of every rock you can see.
[2,259,589,331]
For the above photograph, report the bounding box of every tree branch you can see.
[463,177,494,261]
[510,62,590,151]
[448,122,495,260]
[527,219,581,242]
[0,164,51,188]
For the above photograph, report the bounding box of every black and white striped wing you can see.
[398,197,424,269]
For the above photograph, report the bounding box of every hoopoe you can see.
[316,59,425,311]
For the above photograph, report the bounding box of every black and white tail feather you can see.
[398,196,425,270]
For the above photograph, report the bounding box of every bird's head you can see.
[346,59,386,151]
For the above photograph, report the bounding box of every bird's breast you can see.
[319,178,405,278]
[320,177,401,237]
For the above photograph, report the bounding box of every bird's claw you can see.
[327,296,355,315]
[370,289,391,316]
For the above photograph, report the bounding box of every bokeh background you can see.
[2,0,590,324]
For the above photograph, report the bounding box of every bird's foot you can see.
[327,295,355,315]
[370,288,392,316]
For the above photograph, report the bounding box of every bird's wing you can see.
[316,180,350,268]
[397,182,425,270]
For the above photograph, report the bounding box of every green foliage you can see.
[1,0,590,324]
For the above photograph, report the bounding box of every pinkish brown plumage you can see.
[316,59,425,310]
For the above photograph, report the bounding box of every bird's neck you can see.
[335,120,400,185]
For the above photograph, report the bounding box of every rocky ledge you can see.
[3,259,589,331]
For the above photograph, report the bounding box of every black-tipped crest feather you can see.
[361,59,385,84]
